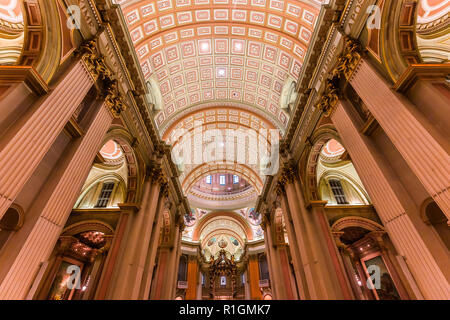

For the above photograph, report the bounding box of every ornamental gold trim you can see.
[316,79,339,117]
[317,37,362,117]
[77,39,127,118]
[332,37,362,81]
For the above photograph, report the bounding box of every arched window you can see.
[315,139,370,205]
[328,179,348,204]
[95,182,115,208]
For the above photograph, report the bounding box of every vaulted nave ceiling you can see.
[115,0,324,209]
[115,0,323,132]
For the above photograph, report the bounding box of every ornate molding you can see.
[103,79,126,118]
[76,39,127,118]
[316,37,362,117]
[332,36,362,81]
[316,79,340,117]
[278,162,298,186]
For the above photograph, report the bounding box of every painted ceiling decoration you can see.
[116,0,322,131]
[0,0,24,65]
[416,0,450,62]
[116,0,324,243]
[100,140,124,162]
[181,206,264,243]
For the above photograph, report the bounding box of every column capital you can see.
[332,36,363,82]
[316,78,340,117]
[261,210,271,230]
[103,79,127,118]
[278,161,298,186]
[76,39,127,118]
[316,37,362,117]
[146,162,168,188]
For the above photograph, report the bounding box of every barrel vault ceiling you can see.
[115,0,323,202]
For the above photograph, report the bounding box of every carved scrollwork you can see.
[332,37,362,81]
[77,39,126,117]
[275,182,285,196]
[279,162,298,185]
[77,40,98,79]
[315,37,362,117]
[103,79,126,118]
[260,210,271,230]
[316,79,340,117]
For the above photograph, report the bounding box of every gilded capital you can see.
[317,79,339,117]
[104,79,126,118]
[332,37,362,81]
[279,162,297,185]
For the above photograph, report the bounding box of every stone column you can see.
[330,99,450,299]
[368,232,410,300]
[0,59,95,219]
[350,58,450,221]
[279,191,308,299]
[280,172,344,299]
[167,224,183,299]
[247,255,262,300]
[151,220,182,299]
[110,165,164,299]
[196,270,203,300]
[139,196,168,299]
[151,249,169,300]
[95,203,139,299]
[309,201,354,299]
[185,256,199,300]
[244,271,250,299]
[275,246,295,300]
[263,217,294,299]
[0,98,117,299]
[263,221,281,299]
[333,233,366,300]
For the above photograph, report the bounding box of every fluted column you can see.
[263,221,281,299]
[151,219,182,299]
[95,203,139,299]
[293,177,346,299]
[166,223,182,299]
[126,182,161,299]
[350,58,450,221]
[247,255,262,300]
[309,201,354,299]
[330,99,450,299]
[279,191,308,299]
[0,59,95,219]
[0,99,116,299]
[275,246,296,300]
[281,172,345,299]
[110,165,165,299]
[263,217,294,299]
[139,197,169,299]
